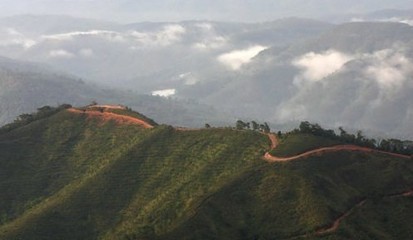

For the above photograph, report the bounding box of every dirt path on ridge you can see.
[67,108,154,128]
[263,134,410,163]
[264,133,412,239]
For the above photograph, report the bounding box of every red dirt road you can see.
[315,199,367,235]
[263,134,410,162]
[67,108,154,129]
[264,133,412,238]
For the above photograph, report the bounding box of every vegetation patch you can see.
[270,133,342,157]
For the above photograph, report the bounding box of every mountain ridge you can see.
[0,106,412,239]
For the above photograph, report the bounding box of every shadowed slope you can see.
[0,108,412,240]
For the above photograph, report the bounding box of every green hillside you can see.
[0,107,412,240]
[270,133,342,157]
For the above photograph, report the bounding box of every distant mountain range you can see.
[201,21,413,138]
[0,13,412,138]
[0,56,230,127]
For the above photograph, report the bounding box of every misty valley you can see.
[0,2,413,240]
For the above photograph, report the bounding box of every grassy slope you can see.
[0,110,155,239]
[331,197,413,240]
[164,151,413,240]
[1,110,413,240]
[0,110,268,240]
[314,197,413,240]
[270,133,342,157]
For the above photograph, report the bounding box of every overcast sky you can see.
[0,0,412,23]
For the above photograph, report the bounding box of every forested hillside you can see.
[0,106,412,239]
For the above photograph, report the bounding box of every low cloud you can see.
[78,48,94,57]
[195,23,214,31]
[42,25,186,47]
[152,88,176,97]
[49,49,75,58]
[275,47,413,138]
[351,17,413,26]
[292,50,354,84]
[218,45,267,70]
[0,27,36,49]
[43,30,122,41]
[364,49,413,97]
[192,22,227,50]
[129,24,186,47]
[193,36,227,50]
[179,72,199,85]
[378,17,413,26]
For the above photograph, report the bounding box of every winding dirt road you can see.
[315,199,367,235]
[263,133,412,239]
[67,108,154,129]
[263,133,411,162]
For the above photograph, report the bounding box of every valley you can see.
[1,2,413,239]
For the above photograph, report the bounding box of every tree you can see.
[338,127,347,137]
[88,100,98,106]
[58,104,72,109]
[204,123,211,128]
[251,121,259,131]
[17,113,33,123]
[356,130,365,142]
[236,120,245,130]
[299,121,311,133]
[379,139,390,151]
[263,122,270,133]
[37,106,52,112]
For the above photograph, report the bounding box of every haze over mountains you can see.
[0,55,229,127]
[0,0,411,22]
[0,6,412,138]
[1,2,413,239]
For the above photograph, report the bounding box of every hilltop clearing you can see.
[67,107,155,128]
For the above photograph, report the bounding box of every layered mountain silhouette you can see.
[0,56,229,127]
[1,15,412,138]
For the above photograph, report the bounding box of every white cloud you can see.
[179,72,199,85]
[43,30,122,41]
[49,49,75,58]
[192,22,227,50]
[42,25,186,49]
[352,17,413,26]
[193,36,227,50]
[351,17,365,22]
[364,49,413,94]
[0,27,36,49]
[152,88,176,97]
[0,38,36,49]
[79,48,94,57]
[275,47,413,132]
[378,17,413,26]
[218,45,267,70]
[277,103,308,123]
[195,23,214,31]
[130,24,186,47]
[292,50,354,84]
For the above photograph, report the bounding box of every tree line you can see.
[0,104,72,134]
[292,121,413,156]
[235,120,271,133]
